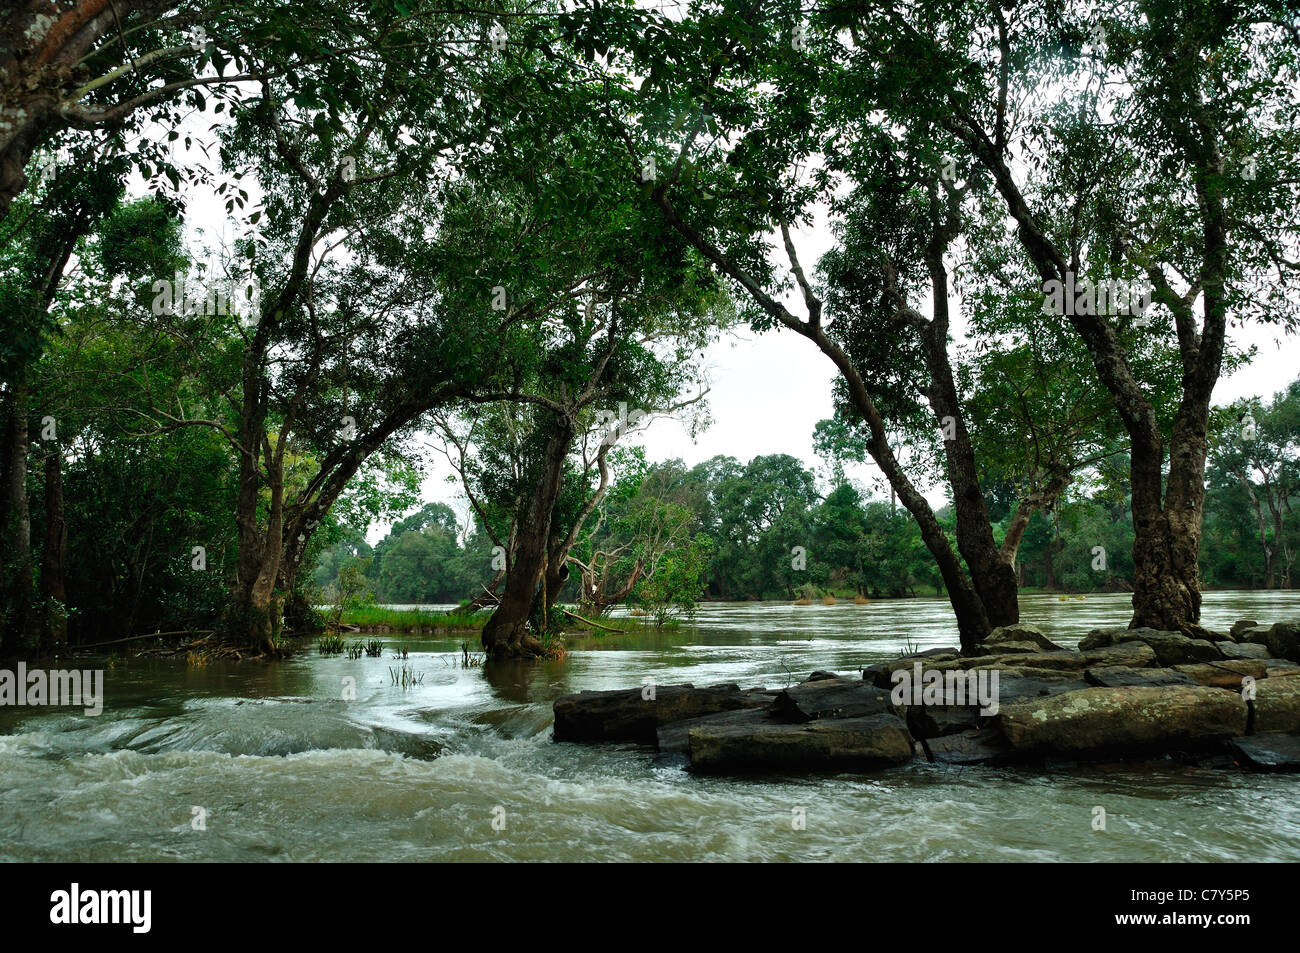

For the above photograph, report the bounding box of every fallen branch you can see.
[75,629,215,651]
[560,607,622,633]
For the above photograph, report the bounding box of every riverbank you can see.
[553,619,1300,773]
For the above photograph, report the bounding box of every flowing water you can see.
[3,591,1300,863]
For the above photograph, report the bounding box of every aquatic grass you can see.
[365,639,384,657]
[345,642,364,660]
[389,664,424,688]
[317,633,346,655]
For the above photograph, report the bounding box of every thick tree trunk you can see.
[40,449,67,649]
[1,378,34,656]
[480,416,574,659]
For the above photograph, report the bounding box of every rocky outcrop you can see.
[552,621,1299,773]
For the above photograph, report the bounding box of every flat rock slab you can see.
[995,673,1090,706]
[689,712,913,772]
[1219,641,1273,661]
[1228,733,1300,772]
[771,678,901,723]
[656,707,774,755]
[1173,660,1268,689]
[553,683,771,743]
[1085,666,1196,689]
[998,685,1248,756]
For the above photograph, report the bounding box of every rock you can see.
[1218,641,1272,661]
[805,670,840,682]
[1240,625,1275,646]
[1134,633,1225,665]
[1198,629,1235,643]
[1081,642,1158,669]
[923,726,1014,766]
[861,649,960,687]
[1076,628,1221,664]
[1173,660,1268,689]
[771,678,901,723]
[1085,666,1196,689]
[997,685,1248,756]
[1227,733,1300,772]
[908,703,981,739]
[995,672,1090,706]
[1254,676,1300,733]
[656,708,774,755]
[1078,626,1167,651]
[688,712,913,771]
[1261,620,1300,662]
[982,624,1068,653]
[966,651,1087,672]
[974,640,1047,655]
[1230,620,1259,638]
[553,683,770,743]
[1264,662,1300,678]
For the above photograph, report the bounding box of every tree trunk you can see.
[480,415,574,659]
[917,272,1019,629]
[40,449,67,649]
[1,377,34,657]
[649,194,991,649]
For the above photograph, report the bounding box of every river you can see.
[3,591,1299,862]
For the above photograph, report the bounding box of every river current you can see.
[3,591,1299,862]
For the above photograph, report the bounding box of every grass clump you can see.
[318,633,346,655]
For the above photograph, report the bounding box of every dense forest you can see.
[3,0,1298,660]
